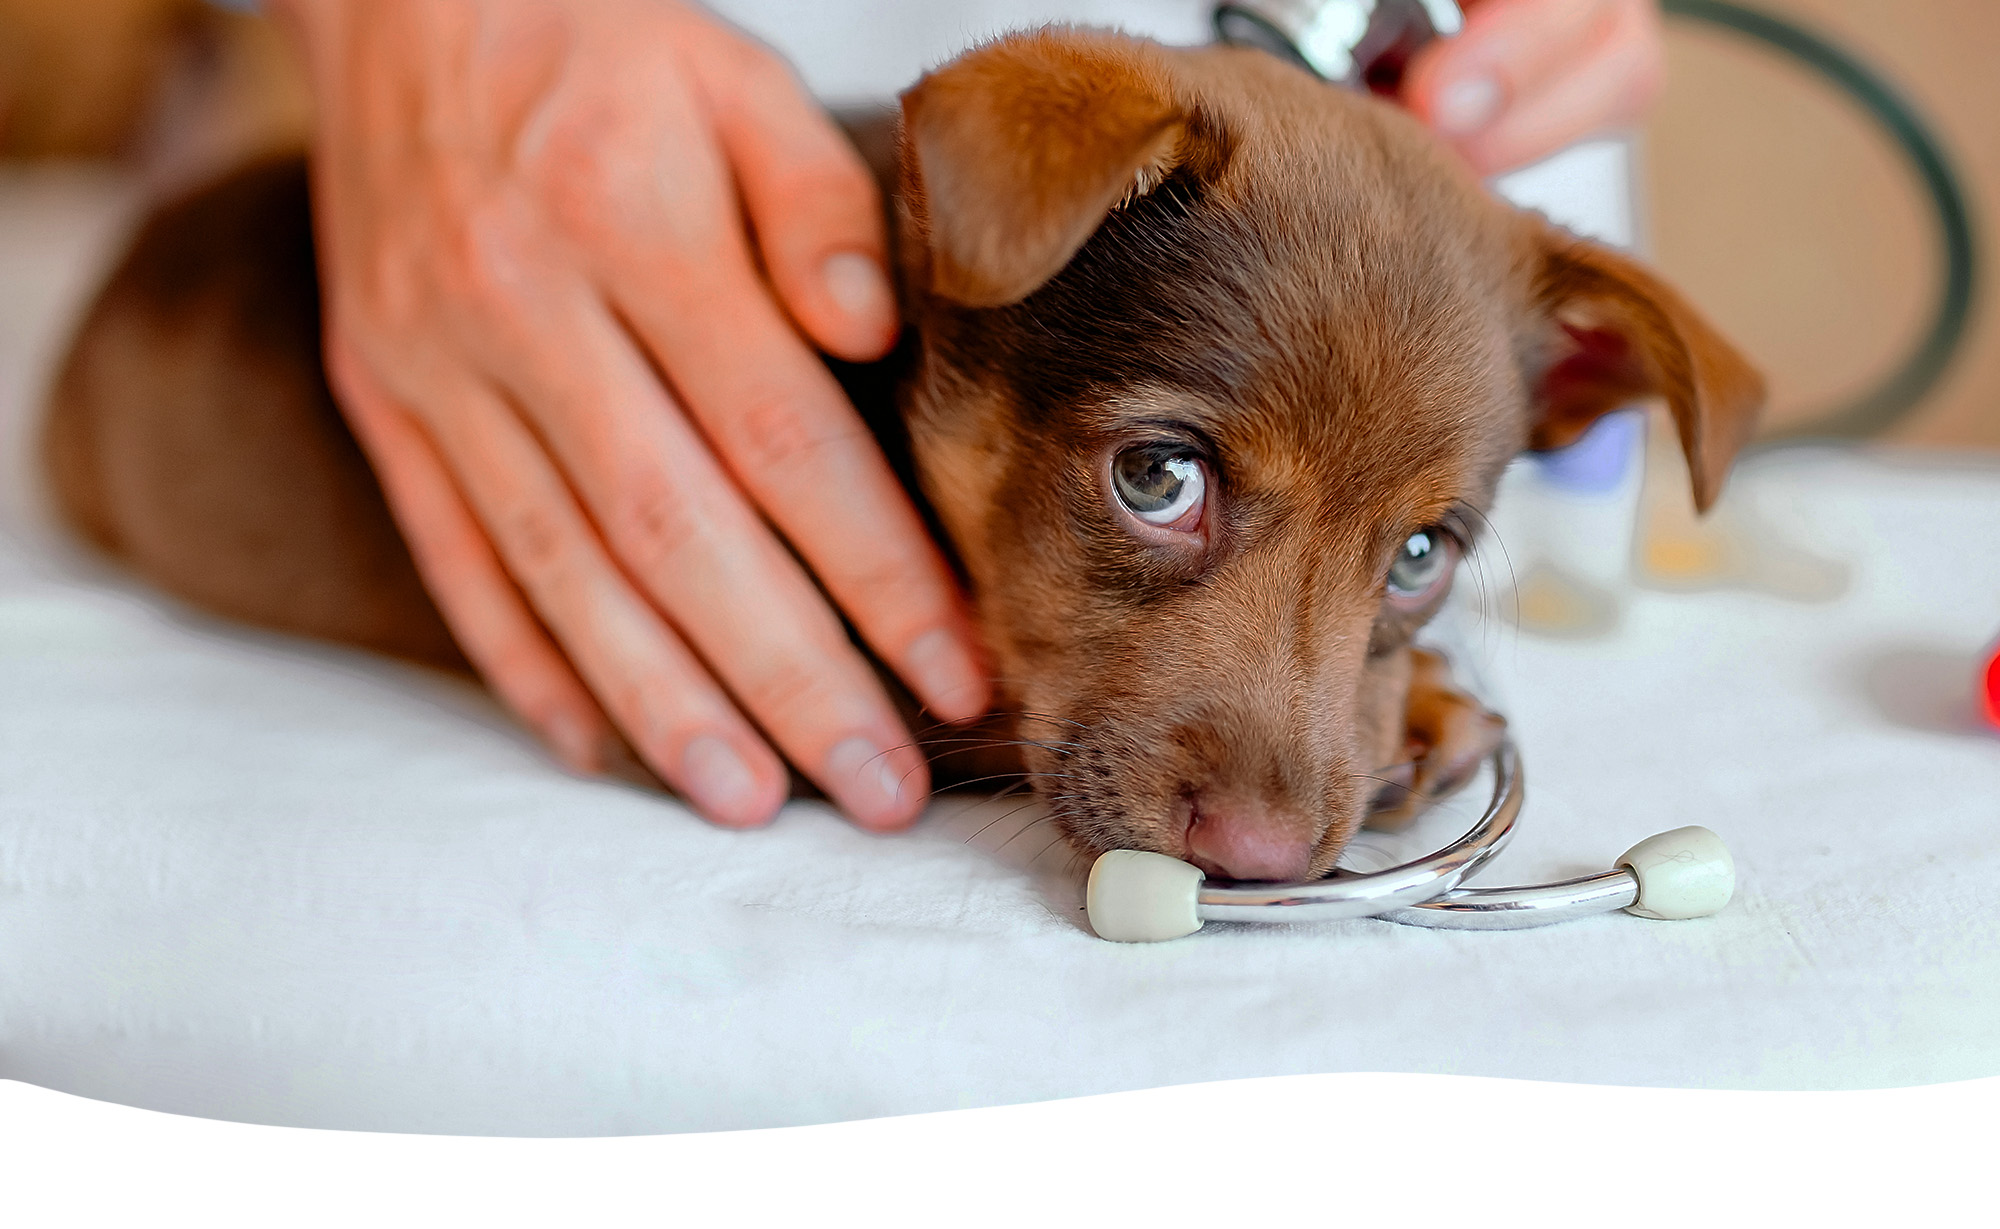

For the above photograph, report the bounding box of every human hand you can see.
[267,0,989,831]
[1402,0,1667,175]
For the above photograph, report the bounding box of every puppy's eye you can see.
[1112,447,1206,528]
[1387,528,1456,601]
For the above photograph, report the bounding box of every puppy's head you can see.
[894,29,1763,879]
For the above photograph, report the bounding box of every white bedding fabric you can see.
[5,160,1999,1137]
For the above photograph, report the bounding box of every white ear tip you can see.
[1618,825,1735,920]
[1086,850,1205,942]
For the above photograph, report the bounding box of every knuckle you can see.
[601,678,661,737]
[448,201,530,306]
[534,109,684,252]
[351,247,423,330]
[495,498,571,590]
[605,677,712,756]
[481,637,542,689]
[739,655,836,720]
[769,170,878,252]
[730,391,855,477]
[481,648,578,725]
[772,146,874,211]
[539,123,622,233]
[734,394,815,471]
[604,687,685,759]
[607,471,704,573]
[826,559,937,626]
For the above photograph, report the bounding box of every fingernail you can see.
[680,736,766,826]
[1435,73,1504,135]
[822,251,895,330]
[905,628,987,723]
[825,736,919,829]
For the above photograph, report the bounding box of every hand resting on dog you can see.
[45,27,1760,880]
[247,0,1668,833]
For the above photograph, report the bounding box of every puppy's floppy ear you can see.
[898,28,1222,308]
[1528,232,1767,513]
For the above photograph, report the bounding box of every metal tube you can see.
[1196,738,1524,923]
[1376,868,1640,930]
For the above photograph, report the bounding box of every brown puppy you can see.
[43,28,1763,881]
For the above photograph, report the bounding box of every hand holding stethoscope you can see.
[1227,0,1671,177]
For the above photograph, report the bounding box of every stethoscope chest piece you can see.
[1213,0,1464,89]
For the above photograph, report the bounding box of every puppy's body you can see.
[44,29,1763,880]
[46,157,465,670]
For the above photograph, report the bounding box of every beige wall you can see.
[1643,0,1999,449]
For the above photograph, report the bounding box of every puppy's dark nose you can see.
[1184,791,1315,881]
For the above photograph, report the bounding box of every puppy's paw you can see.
[1366,648,1505,831]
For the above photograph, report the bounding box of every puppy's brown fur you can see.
[43,28,1763,880]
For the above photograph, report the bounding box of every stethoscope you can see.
[1086,738,1736,941]
[1212,0,1466,89]
[1083,2,1739,942]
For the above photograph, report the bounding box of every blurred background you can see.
[1646,0,1994,451]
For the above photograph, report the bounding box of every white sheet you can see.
[4,167,1998,1138]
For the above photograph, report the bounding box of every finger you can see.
[1447,1,1664,174]
[1403,0,1623,163]
[327,333,615,777]
[440,385,810,829]
[512,52,988,737]
[688,26,899,363]
[343,329,804,829]
[468,274,943,829]
[531,111,990,736]
[605,258,990,729]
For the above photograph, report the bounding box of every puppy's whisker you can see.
[1030,829,1071,864]
[963,773,1038,806]
[976,696,1086,723]
[1457,502,1521,660]
[917,735,1083,754]
[972,778,1037,816]
[1346,772,1414,791]
[963,795,1046,845]
[930,769,1076,793]
[867,737,1072,774]
[1007,710,1090,732]
[994,814,1059,853]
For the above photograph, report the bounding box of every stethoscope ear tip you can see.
[1087,850,1205,942]
[1617,826,1736,920]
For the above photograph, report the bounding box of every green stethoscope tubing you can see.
[1662,0,1980,440]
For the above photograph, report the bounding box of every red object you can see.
[1984,641,2000,729]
